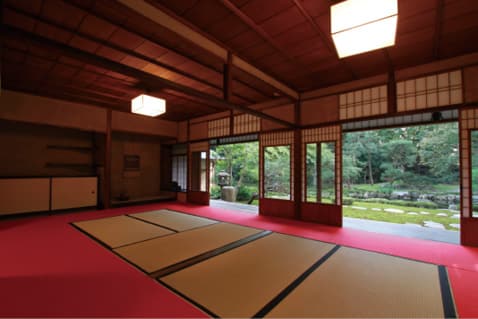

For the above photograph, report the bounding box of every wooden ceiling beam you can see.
[433,0,444,59]
[64,1,272,103]
[4,5,258,105]
[292,0,358,80]
[117,0,299,99]
[219,0,312,74]
[2,24,296,128]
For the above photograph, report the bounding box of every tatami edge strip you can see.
[153,230,272,278]
[438,265,458,318]
[253,245,342,318]
[158,279,220,318]
[126,214,179,233]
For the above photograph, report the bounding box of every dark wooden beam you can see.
[220,0,311,71]
[104,109,112,209]
[433,0,444,59]
[292,0,358,80]
[294,100,302,219]
[5,5,259,104]
[64,0,271,102]
[224,52,234,135]
[387,70,397,114]
[2,24,296,128]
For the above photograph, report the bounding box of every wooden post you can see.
[294,101,302,219]
[387,70,397,114]
[103,109,112,209]
[224,52,234,135]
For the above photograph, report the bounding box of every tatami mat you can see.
[114,222,262,273]
[129,209,217,231]
[73,215,174,248]
[160,233,335,318]
[266,246,446,318]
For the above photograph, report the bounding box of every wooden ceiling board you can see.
[441,12,478,35]
[134,40,169,59]
[439,27,478,58]
[78,14,118,40]
[49,63,81,79]
[69,35,101,53]
[272,22,318,48]
[108,29,146,51]
[260,6,305,37]
[58,56,86,68]
[396,11,435,35]
[398,0,437,18]
[443,0,478,20]
[41,0,86,30]
[96,45,128,63]
[121,55,150,70]
[36,22,73,44]
[184,0,232,28]
[299,0,329,18]
[240,0,293,24]
[206,14,250,43]
[4,0,42,15]
[3,8,37,31]
[226,30,264,51]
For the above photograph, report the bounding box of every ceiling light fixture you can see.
[131,94,166,117]
[331,0,398,58]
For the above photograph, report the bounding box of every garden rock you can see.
[424,221,445,229]
[436,213,448,217]
[452,214,460,219]
[371,208,382,211]
[351,206,367,210]
[419,211,429,215]
[407,212,418,215]
[384,208,404,213]
[450,223,460,229]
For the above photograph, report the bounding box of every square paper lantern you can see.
[131,94,166,117]
[331,0,398,58]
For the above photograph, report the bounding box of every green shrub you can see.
[236,185,259,201]
[210,185,221,199]
[342,197,354,205]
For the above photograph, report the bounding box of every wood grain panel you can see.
[0,178,50,215]
[300,95,339,126]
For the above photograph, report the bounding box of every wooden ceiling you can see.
[2,0,478,121]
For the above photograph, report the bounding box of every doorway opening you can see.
[209,138,259,214]
[342,121,460,243]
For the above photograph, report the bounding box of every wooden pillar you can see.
[294,101,302,219]
[387,70,397,114]
[103,109,112,209]
[224,52,234,135]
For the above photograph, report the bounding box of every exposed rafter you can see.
[2,24,296,128]
[117,0,299,99]
[291,0,357,80]
[64,0,271,103]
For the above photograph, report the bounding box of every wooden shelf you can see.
[47,145,94,152]
[45,163,93,169]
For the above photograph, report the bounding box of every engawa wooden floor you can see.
[1,201,478,317]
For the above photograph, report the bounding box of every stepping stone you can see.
[384,208,404,213]
[452,214,460,219]
[423,221,445,230]
[371,208,382,211]
[407,212,418,215]
[419,211,429,215]
[436,213,448,217]
[351,206,367,210]
[450,223,460,229]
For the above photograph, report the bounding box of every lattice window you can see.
[234,114,260,135]
[260,131,295,200]
[339,85,388,120]
[459,108,478,218]
[208,118,230,138]
[397,70,462,112]
[301,126,342,205]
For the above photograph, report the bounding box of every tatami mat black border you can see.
[153,230,272,278]
[253,244,341,318]
[438,265,458,318]
[158,279,219,318]
[126,214,179,233]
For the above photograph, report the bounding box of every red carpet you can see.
[1,201,477,317]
